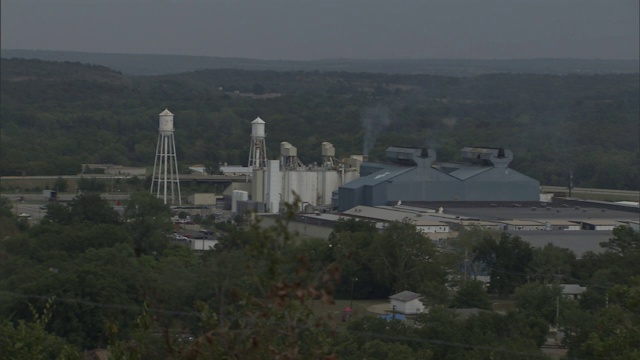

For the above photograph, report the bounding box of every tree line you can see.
[1,58,638,190]
[1,193,638,359]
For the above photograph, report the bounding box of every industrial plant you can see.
[335,146,540,211]
[236,116,360,214]
[149,109,544,216]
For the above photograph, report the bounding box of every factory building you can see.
[261,141,359,213]
[335,146,539,211]
[233,117,360,214]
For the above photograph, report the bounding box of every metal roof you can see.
[497,220,546,226]
[535,219,581,226]
[340,166,413,189]
[447,166,492,180]
[159,108,173,116]
[252,117,265,124]
[344,206,449,226]
[433,162,493,180]
[578,219,625,226]
[389,291,422,302]
[513,230,612,257]
[560,284,587,295]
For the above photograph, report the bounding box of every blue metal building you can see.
[335,146,539,211]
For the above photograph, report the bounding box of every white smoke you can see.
[361,105,391,156]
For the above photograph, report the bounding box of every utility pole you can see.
[349,277,358,308]
[555,296,560,329]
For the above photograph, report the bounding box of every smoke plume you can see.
[361,105,391,156]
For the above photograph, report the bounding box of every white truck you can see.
[42,190,57,201]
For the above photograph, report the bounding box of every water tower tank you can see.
[159,109,174,134]
[251,117,266,138]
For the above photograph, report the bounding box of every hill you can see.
[2,49,638,76]
[1,58,638,190]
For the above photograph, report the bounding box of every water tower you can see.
[248,117,267,169]
[150,109,182,205]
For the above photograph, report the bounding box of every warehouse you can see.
[335,146,540,211]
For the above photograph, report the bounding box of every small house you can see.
[560,284,587,300]
[389,291,425,314]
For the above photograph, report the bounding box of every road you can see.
[8,193,131,223]
[540,186,639,200]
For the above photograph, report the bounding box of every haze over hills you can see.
[2,49,638,77]
[1,57,638,191]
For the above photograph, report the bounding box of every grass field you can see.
[310,299,387,325]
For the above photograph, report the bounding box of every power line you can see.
[0,289,586,359]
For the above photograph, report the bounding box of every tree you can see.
[414,307,548,359]
[41,203,71,226]
[67,193,120,225]
[527,243,576,284]
[122,192,173,256]
[76,177,106,193]
[0,196,20,239]
[0,299,81,360]
[513,282,565,325]
[111,201,340,359]
[369,220,446,295]
[448,226,499,281]
[252,82,265,95]
[328,218,383,299]
[450,280,491,310]
[474,233,533,295]
[53,177,68,192]
[335,317,418,360]
[204,161,223,175]
[568,278,640,359]
[600,225,640,257]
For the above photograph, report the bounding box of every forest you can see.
[3,49,638,76]
[1,58,639,190]
[1,194,639,359]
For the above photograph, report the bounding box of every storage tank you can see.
[321,142,335,157]
[251,117,266,138]
[231,190,248,213]
[280,142,297,156]
[159,109,174,135]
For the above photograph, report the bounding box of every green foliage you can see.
[0,298,81,360]
[513,283,564,324]
[207,205,338,358]
[2,58,638,190]
[600,225,640,257]
[450,280,491,310]
[474,233,534,295]
[0,196,21,239]
[53,177,68,192]
[527,243,576,284]
[68,193,120,225]
[369,221,444,294]
[76,177,106,193]
[413,308,548,359]
[123,192,173,256]
[567,278,640,359]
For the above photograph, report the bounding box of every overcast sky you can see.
[2,0,638,60]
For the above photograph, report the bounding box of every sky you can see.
[2,0,638,60]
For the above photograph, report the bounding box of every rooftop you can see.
[389,291,422,302]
